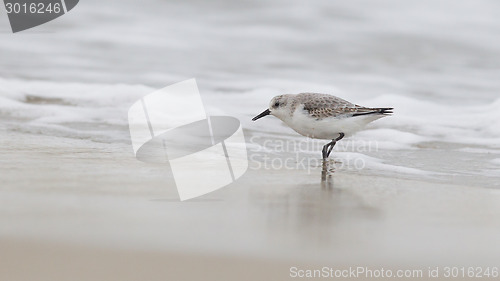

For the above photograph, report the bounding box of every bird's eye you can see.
[274,102,280,107]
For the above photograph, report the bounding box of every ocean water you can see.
[2,0,500,267]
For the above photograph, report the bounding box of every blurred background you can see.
[1,0,500,280]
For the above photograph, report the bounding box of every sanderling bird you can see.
[252,93,393,159]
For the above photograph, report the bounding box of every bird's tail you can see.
[352,107,393,117]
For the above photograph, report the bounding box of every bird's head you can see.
[252,95,292,122]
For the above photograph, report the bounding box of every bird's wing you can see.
[300,93,393,119]
[300,93,359,119]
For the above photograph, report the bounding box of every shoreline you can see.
[2,130,500,279]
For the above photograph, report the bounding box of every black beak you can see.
[252,109,271,121]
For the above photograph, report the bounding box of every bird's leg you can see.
[324,133,345,159]
[336,132,345,142]
[321,143,331,160]
[322,140,336,159]
[326,141,336,158]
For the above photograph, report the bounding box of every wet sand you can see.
[1,238,293,281]
[2,129,500,280]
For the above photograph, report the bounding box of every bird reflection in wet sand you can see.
[321,159,336,189]
[249,172,381,245]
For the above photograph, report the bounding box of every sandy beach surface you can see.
[2,129,500,280]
